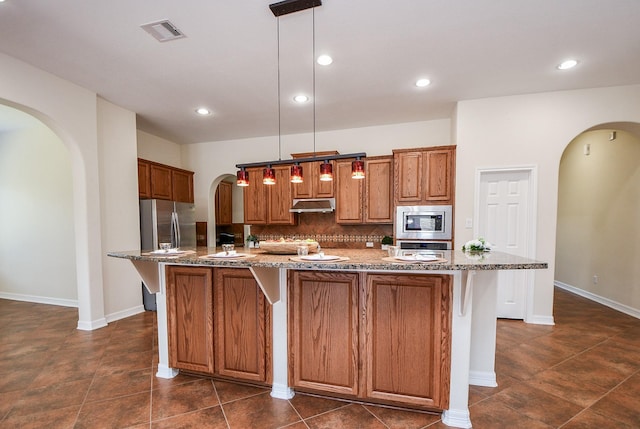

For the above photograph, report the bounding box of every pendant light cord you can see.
[277,17,282,161]
[312,7,316,156]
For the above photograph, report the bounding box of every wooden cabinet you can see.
[335,160,364,224]
[335,156,393,224]
[214,268,271,383]
[393,146,455,206]
[364,156,393,223]
[288,270,360,396]
[166,266,271,383]
[138,158,195,203]
[215,181,233,225]
[292,160,335,199]
[171,169,194,203]
[138,159,151,198]
[242,166,296,225]
[288,270,451,410]
[166,266,214,374]
[363,273,451,409]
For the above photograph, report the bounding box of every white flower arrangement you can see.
[461,237,492,252]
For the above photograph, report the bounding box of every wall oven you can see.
[395,205,452,241]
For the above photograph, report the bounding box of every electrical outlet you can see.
[593,275,598,284]
[366,242,374,248]
[465,218,473,228]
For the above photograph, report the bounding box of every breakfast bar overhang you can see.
[108,248,547,429]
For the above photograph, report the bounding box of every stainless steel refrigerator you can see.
[139,199,196,310]
[140,199,196,251]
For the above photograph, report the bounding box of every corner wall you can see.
[454,84,640,323]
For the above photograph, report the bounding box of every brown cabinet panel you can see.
[172,169,194,203]
[424,149,454,203]
[243,167,268,224]
[289,270,360,395]
[394,151,423,203]
[215,181,233,225]
[267,166,296,225]
[335,160,363,224]
[394,146,455,206]
[150,164,173,200]
[214,268,270,382]
[138,159,151,198]
[292,160,335,199]
[363,273,451,409]
[364,156,393,223]
[166,266,214,374]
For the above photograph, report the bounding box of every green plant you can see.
[246,234,259,242]
[381,236,393,245]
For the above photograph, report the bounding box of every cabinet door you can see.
[267,165,296,225]
[215,181,233,225]
[172,169,194,203]
[166,266,214,374]
[394,150,423,204]
[335,160,363,224]
[363,273,451,409]
[214,268,270,383]
[364,156,393,223]
[243,167,267,224]
[424,148,454,203]
[289,271,360,396]
[150,164,173,200]
[138,159,151,198]
[292,160,335,199]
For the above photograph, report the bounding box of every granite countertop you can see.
[107,248,548,271]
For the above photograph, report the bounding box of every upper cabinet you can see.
[242,166,296,225]
[291,151,337,199]
[138,158,194,203]
[336,156,393,224]
[215,181,233,226]
[393,146,455,206]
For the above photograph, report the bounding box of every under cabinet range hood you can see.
[290,198,335,213]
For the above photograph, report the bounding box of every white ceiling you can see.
[0,0,639,144]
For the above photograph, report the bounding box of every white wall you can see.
[0,52,142,328]
[137,130,182,167]
[556,129,640,312]
[183,119,451,221]
[98,98,144,321]
[0,123,77,305]
[455,84,640,323]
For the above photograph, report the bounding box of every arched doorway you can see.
[0,104,78,306]
[555,122,640,316]
[208,174,245,249]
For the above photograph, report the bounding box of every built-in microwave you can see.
[395,205,452,241]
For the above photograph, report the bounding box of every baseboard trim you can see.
[469,370,497,387]
[105,305,146,323]
[0,292,77,308]
[525,314,555,325]
[77,318,108,331]
[441,408,472,429]
[555,281,640,319]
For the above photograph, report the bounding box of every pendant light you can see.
[236,168,249,187]
[290,164,304,183]
[319,160,333,181]
[351,157,365,179]
[263,165,276,185]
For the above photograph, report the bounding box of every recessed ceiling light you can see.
[415,78,431,87]
[317,55,333,66]
[195,107,211,115]
[293,95,309,103]
[557,59,578,70]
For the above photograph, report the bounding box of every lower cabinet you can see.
[165,266,271,383]
[288,270,452,410]
[166,266,215,374]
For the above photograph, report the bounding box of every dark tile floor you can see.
[1,287,639,428]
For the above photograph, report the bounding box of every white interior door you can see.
[477,168,535,319]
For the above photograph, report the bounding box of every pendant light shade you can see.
[236,169,249,187]
[263,166,276,185]
[290,164,304,183]
[351,159,365,179]
[319,160,333,181]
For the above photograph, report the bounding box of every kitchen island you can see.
[108,247,546,429]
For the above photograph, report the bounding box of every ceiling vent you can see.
[141,20,186,42]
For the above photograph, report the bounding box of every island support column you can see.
[442,270,473,428]
[155,262,179,379]
[270,268,295,399]
[469,270,499,387]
